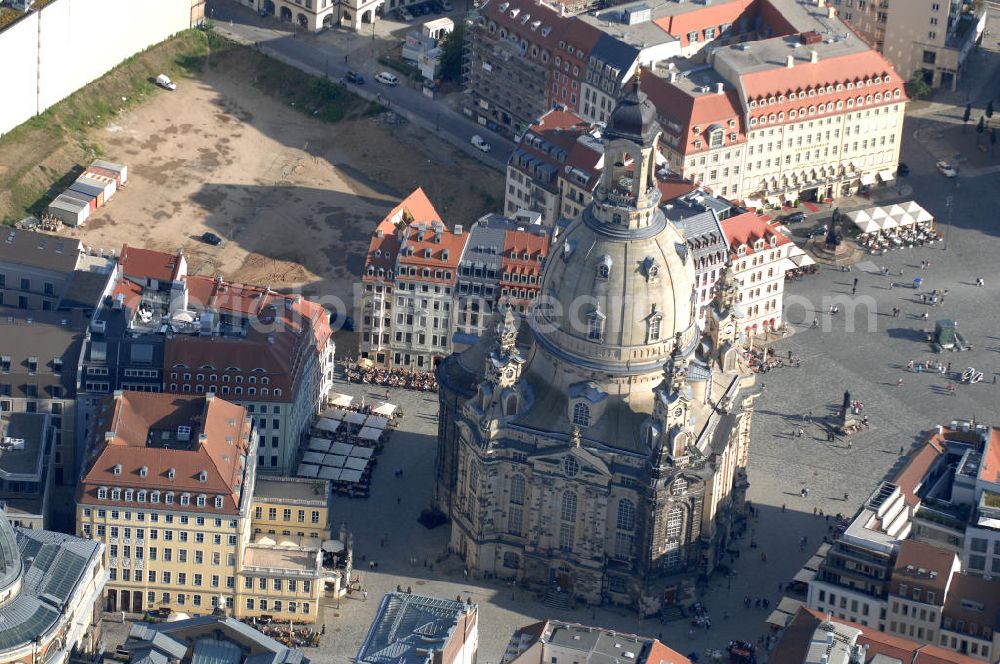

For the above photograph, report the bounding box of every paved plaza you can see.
[303,112,1000,662]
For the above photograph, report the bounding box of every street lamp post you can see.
[943,194,953,252]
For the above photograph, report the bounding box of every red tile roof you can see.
[79,392,253,514]
[721,211,790,257]
[771,608,983,664]
[980,426,1000,484]
[652,0,753,48]
[740,50,907,130]
[941,573,1000,640]
[893,433,946,506]
[641,70,745,157]
[657,176,698,204]
[889,540,956,598]
[120,245,184,283]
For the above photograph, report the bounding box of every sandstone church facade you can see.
[434,81,758,616]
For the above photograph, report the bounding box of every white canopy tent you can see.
[329,393,354,408]
[331,441,354,456]
[308,438,332,453]
[372,402,398,418]
[313,417,341,434]
[345,411,367,427]
[297,463,320,477]
[302,451,326,465]
[322,408,346,421]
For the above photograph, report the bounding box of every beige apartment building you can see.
[251,476,331,541]
[645,31,907,204]
[885,540,960,645]
[832,0,987,91]
[77,391,326,623]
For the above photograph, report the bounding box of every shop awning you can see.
[359,426,382,441]
[777,597,805,614]
[804,555,826,571]
[792,567,817,584]
[878,169,895,183]
[766,196,782,207]
[313,417,341,433]
[791,253,816,267]
[860,173,876,186]
[345,411,367,426]
[744,198,763,209]
[766,609,793,629]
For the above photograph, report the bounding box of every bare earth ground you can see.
[61,49,501,314]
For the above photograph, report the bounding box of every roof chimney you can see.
[669,71,678,83]
[810,50,819,63]
[715,81,724,94]
[786,54,795,68]
[827,5,835,18]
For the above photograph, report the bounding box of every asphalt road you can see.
[205,0,515,171]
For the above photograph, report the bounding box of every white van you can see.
[375,71,399,87]
[155,74,177,91]
[471,134,491,152]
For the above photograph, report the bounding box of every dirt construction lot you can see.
[61,47,502,315]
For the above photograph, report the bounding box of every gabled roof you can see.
[892,434,946,507]
[120,245,184,282]
[79,392,253,514]
[652,0,753,48]
[0,228,81,274]
[721,211,789,256]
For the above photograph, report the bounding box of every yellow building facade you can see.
[76,392,327,624]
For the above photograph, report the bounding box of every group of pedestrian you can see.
[743,596,772,610]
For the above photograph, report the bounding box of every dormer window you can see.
[124,489,133,501]
[111,488,121,500]
[214,496,224,508]
[167,467,176,480]
[597,255,612,279]
[198,470,208,482]
[98,487,108,500]
[113,464,122,475]
[586,307,605,342]
[151,491,160,503]
[196,495,206,507]
[180,493,190,506]
[139,466,148,478]
[165,492,174,505]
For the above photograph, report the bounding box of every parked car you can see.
[345,71,365,84]
[471,134,492,152]
[897,162,911,176]
[155,74,177,91]
[200,231,224,246]
[936,161,958,178]
[375,71,399,86]
[783,211,807,224]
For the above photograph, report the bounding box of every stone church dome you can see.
[532,212,694,374]
[0,510,23,605]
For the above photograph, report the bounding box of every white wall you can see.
[0,14,40,135]
[0,0,194,136]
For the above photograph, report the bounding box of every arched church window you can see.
[510,474,526,505]
[504,394,518,416]
[664,506,683,568]
[617,499,636,531]
[469,462,479,488]
[648,313,662,343]
[572,402,591,427]
[709,128,724,148]
[586,310,605,342]
[671,477,688,495]
[561,491,577,522]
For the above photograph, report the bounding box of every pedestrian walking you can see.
[897,378,904,387]
[363,589,368,600]
[977,277,985,287]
